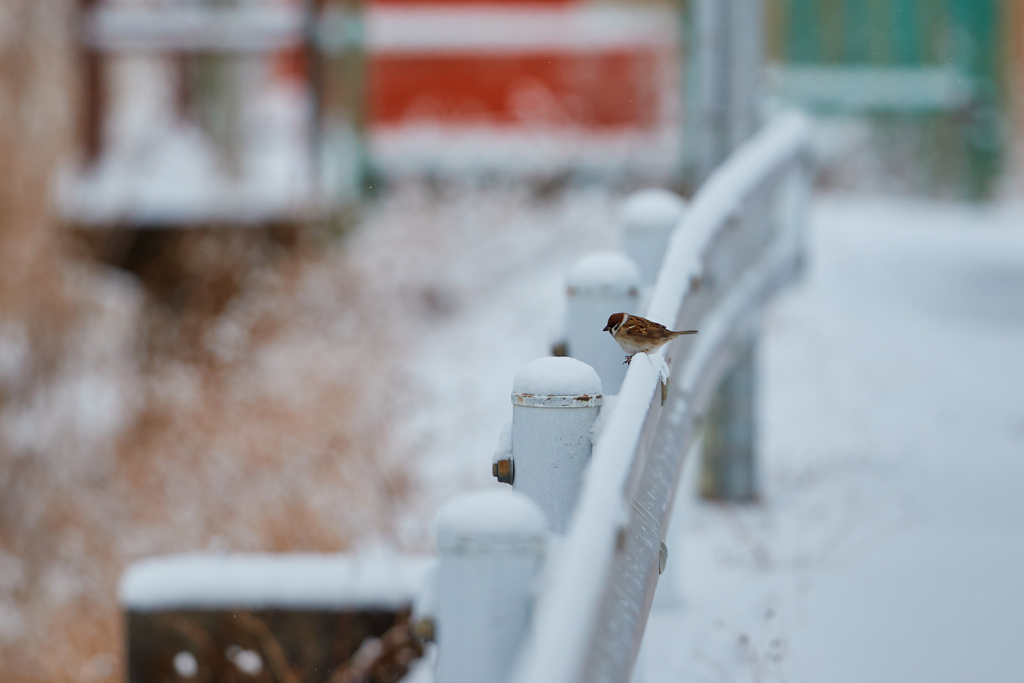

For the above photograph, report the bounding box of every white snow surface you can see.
[368,5,677,53]
[491,420,513,466]
[435,489,547,539]
[119,551,434,611]
[512,357,603,397]
[587,394,618,447]
[566,251,642,294]
[619,188,687,235]
[371,127,681,180]
[172,651,198,678]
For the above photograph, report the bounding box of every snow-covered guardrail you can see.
[506,111,812,683]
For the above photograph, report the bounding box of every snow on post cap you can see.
[620,188,687,235]
[492,420,513,465]
[436,489,547,555]
[566,251,641,296]
[512,357,602,408]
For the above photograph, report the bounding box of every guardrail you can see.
[504,111,813,683]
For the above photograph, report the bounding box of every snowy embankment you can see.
[402,191,1024,682]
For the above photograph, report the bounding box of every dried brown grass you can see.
[0,3,413,682]
[1,250,414,682]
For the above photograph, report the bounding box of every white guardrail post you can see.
[493,357,603,534]
[691,0,764,182]
[700,339,758,501]
[689,0,764,503]
[565,252,640,394]
[619,189,688,291]
[434,489,547,683]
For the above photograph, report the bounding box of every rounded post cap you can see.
[435,489,547,555]
[620,188,687,235]
[512,357,602,408]
[566,251,641,297]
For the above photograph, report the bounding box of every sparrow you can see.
[603,312,698,364]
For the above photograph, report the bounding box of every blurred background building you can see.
[766,0,1006,198]
[56,0,1024,235]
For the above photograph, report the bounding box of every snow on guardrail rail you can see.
[509,112,813,683]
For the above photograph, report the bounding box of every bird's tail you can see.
[668,329,699,339]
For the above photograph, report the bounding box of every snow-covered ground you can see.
[643,195,1024,683]
[402,191,1024,681]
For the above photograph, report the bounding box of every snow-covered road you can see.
[640,195,1024,683]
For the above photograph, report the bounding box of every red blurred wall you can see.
[370,49,661,130]
[278,0,673,132]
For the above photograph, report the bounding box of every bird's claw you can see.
[623,354,635,366]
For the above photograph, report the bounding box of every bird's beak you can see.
[603,324,610,331]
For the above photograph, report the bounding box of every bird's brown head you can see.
[604,312,628,334]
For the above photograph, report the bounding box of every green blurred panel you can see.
[767,0,1004,198]
[774,0,998,69]
[888,0,923,65]
[819,0,843,64]
[945,0,1001,199]
[787,0,821,63]
[841,0,870,62]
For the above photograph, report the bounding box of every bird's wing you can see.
[625,319,669,337]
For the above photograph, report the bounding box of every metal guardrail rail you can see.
[509,112,813,683]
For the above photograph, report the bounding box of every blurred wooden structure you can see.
[69,0,681,198]
[128,608,418,683]
[68,0,366,230]
[120,553,430,683]
[766,0,1004,198]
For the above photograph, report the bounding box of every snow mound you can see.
[435,488,547,538]
[619,188,687,235]
[492,420,513,465]
[512,357,602,397]
[566,252,640,295]
[119,551,433,611]
[587,394,618,446]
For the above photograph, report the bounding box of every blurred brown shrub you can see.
[0,3,412,682]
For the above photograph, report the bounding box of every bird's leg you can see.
[623,354,636,365]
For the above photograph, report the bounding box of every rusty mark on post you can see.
[512,393,602,408]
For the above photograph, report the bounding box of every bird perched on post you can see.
[604,312,698,364]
